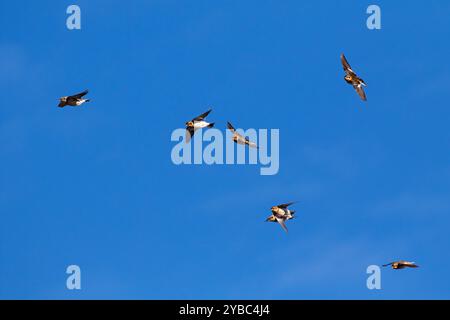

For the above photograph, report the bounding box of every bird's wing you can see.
[71,90,89,99]
[246,140,258,148]
[403,261,419,268]
[276,218,288,233]
[227,121,236,133]
[340,54,354,73]
[185,127,195,143]
[354,84,367,101]
[193,109,212,121]
[277,202,295,209]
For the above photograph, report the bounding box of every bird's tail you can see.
[207,122,214,128]
[85,99,91,102]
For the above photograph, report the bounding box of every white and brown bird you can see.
[265,202,296,233]
[185,109,214,143]
[382,261,419,270]
[226,121,258,148]
[341,54,367,101]
[58,90,91,108]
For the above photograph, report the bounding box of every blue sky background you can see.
[1,0,450,299]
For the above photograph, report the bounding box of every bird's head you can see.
[186,121,194,127]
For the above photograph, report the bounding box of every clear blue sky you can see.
[1,0,450,299]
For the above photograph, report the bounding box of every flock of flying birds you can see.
[57,54,418,271]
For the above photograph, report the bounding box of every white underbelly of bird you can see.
[194,121,211,129]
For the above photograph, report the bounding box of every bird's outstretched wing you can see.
[227,121,236,133]
[354,84,367,101]
[193,109,212,122]
[340,54,354,73]
[403,261,419,268]
[71,90,89,99]
[277,202,296,209]
[246,139,258,148]
[276,218,288,233]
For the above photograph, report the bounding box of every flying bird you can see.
[226,121,258,148]
[185,109,215,143]
[58,90,91,108]
[382,261,419,270]
[265,202,296,233]
[341,54,367,101]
